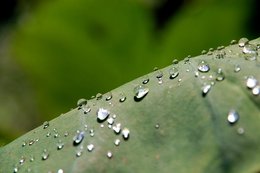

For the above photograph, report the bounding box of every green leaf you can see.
[1,38,260,172]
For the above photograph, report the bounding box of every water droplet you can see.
[172,59,179,64]
[57,140,64,150]
[238,37,249,47]
[234,65,241,72]
[246,76,258,89]
[14,166,19,173]
[227,109,239,125]
[142,76,150,84]
[230,39,237,45]
[77,98,87,107]
[243,44,258,61]
[82,105,91,114]
[217,46,225,50]
[57,169,64,173]
[42,149,49,160]
[28,139,35,146]
[87,144,94,152]
[54,132,59,138]
[237,127,245,135]
[119,93,127,103]
[76,149,83,157]
[89,129,95,137]
[19,156,25,165]
[122,128,130,140]
[96,93,103,100]
[30,156,34,162]
[43,121,50,129]
[73,131,85,146]
[169,67,179,79]
[194,71,199,77]
[134,85,149,101]
[22,141,26,147]
[107,151,113,159]
[155,123,160,129]
[107,117,114,125]
[216,68,225,81]
[202,84,211,96]
[198,61,210,73]
[114,139,120,146]
[201,50,207,55]
[105,92,113,101]
[97,108,110,122]
[252,85,260,96]
[46,132,51,137]
[64,131,69,137]
[113,123,121,134]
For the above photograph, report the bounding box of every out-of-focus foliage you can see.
[0,0,258,144]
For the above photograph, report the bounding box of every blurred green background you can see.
[0,0,259,145]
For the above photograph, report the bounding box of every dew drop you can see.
[169,67,179,79]
[113,123,121,134]
[234,65,241,72]
[238,37,249,47]
[57,169,64,173]
[230,39,237,45]
[87,144,94,152]
[97,108,110,122]
[246,76,258,89]
[114,139,120,146]
[172,59,179,64]
[13,166,19,173]
[216,68,225,81]
[96,93,103,100]
[107,151,113,159]
[64,131,69,137]
[155,123,160,129]
[243,44,258,61]
[201,50,207,55]
[77,98,87,107]
[76,149,83,157]
[227,109,239,125]
[46,132,51,137]
[237,127,245,135]
[22,141,26,147]
[202,84,211,96]
[42,149,49,160]
[43,121,50,129]
[30,156,34,162]
[217,45,225,50]
[252,85,260,96]
[73,131,85,146]
[119,93,127,102]
[142,76,150,84]
[19,156,25,165]
[134,85,149,101]
[105,92,113,101]
[28,139,35,146]
[107,117,114,125]
[198,61,210,73]
[194,71,199,77]
[89,129,95,137]
[82,105,91,114]
[57,140,64,150]
[122,128,130,140]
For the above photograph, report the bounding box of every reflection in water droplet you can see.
[234,65,241,73]
[57,169,64,173]
[252,85,260,96]
[77,98,87,107]
[42,149,49,160]
[97,108,110,122]
[73,131,85,146]
[227,109,239,125]
[113,123,121,134]
[216,68,225,81]
[114,139,120,146]
[202,85,211,96]
[107,151,113,159]
[105,92,113,101]
[122,128,130,140]
[169,67,179,79]
[134,85,149,101]
[243,44,258,61]
[57,140,64,150]
[87,144,94,152]
[119,93,127,102]
[237,127,245,135]
[238,37,249,47]
[198,61,210,73]
[246,76,258,89]
[43,121,49,129]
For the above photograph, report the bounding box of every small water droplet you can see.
[201,50,207,55]
[198,61,210,73]
[30,156,34,162]
[76,149,83,157]
[105,92,113,101]
[114,139,120,146]
[119,93,127,102]
[89,129,95,137]
[230,39,237,45]
[42,149,49,160]
[142,76,150,84]
[202,84,211,96]
[46,132,51,137]
[107,117,114,125]
[19,156,25,165]
[194,71,199,77]
[237,127,245,135]
[113,123,121,134]
[234,65,241,72]
[122,128,130,140]
[107,151,113,159]
[172,59,179,64]
[246,76,258,89]
[22,141,26,147]
[216,68,225,81]
[87,144,94,152]
[43,121,50,129]
[73,131,85,146]
[82,105,91,114]
[169,67,179,79]
[134,85,149,101]
[54,132,59,138]
[238,37,249,47]
[252,85,260,96]
[57,169,64,173]
[227,109,239,125]
[97,108,110,122]
[64,131,69,137]
[77,98,87,107]
[57,140,64,150]
[217,45,225,50]
[243,44,258,61]
[155,123,160,129]
[28,139,35,146]
[96,93,103,100]
[14,166,19,173]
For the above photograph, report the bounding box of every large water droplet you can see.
[202,84,211,96]
[77,98,87,107]
[107,151,113,159]
[42,149,49,160]
[114,139,120,146]
[252,85,260,96]
[87,144,94,152]
[73,131,85,146]
[227,109,239,125]
[238,37,249,47]
[243,44,258,61]
[246,76,258,89]
[97,108,110,122]
[122,128,130,140]
[216,68,225,81]
[134,85,149,101]
[169,67,179,79]
[198,61,210,73]
[43,121,49,129]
